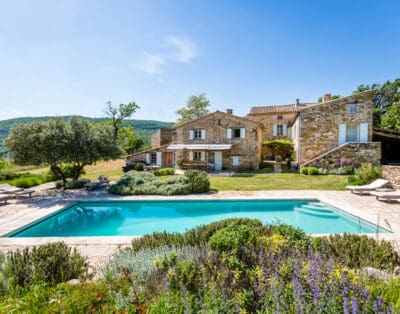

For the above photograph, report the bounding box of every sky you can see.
[0,0,399,122]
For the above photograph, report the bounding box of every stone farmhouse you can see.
[126,90,381,171]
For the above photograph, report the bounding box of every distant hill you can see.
[0,116,174,156]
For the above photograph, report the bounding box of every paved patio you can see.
[0,182,399,269]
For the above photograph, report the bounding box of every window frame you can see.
[345,124,359,142]
[277,125,284,136]
[150,153,157,164]
[193,151,202,161]
[193,129,202,139]
[347,103,357,114]
[232,155,241,166]
[277,114,283,120]
[232,128,241,139]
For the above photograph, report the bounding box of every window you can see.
[232,128,241,138]
[194,129,202,139]
[277,114,283,120]
[346,125,359,142]
[151,153,157,164]
[194,151,202,161]
[348,103,357,114]
[189,129,205,140]
[232,155,241,166]
[277,125,284,136]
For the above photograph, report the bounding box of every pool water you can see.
[7,200,388,237]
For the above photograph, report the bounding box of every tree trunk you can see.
[50,165,67,187]
[72,164,86,181]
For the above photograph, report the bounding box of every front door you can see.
[214,151,222,171]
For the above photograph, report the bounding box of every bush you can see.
[153,168,175,176]
[134,162,144,171]
[352,163,382,185]
[263,139,293,160]
[10,174,54,188]
[208,223,258,253]
[0,172,21,181]
[301,166,319,175]
[131,218,268,252]
[5,242,88,287]
[329,165,354,175]
[313,234,399,270]
[109,171,189,196]
[185,170,210,193]
[65,178,90,189]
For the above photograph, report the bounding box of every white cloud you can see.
[136,53,165,74]
[136,36,198,75]
[164,36,197,63]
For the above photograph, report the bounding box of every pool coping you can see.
[0,190,400,263]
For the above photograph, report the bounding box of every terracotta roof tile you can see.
[248,103,317,115]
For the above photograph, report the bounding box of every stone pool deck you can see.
[0,183,399,269]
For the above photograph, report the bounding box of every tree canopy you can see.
[381,104,400,131]
[5,117,120,185]
[353,78,400,129]
[175,93,210,126]
[104,101,140,140]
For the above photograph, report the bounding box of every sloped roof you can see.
[248,103,317,115]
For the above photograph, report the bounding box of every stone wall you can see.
[382,165,400,189]
[302,142,381,170]
[246,112,296,159]
[151,128,175,149]
[298,90,375,165]
[174,111,263,170]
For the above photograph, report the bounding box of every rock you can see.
[360,267,390,280]
[66,278,80,285]
[393,265,400,277]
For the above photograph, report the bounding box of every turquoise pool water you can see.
[7,200,387,237]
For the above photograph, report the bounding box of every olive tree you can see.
[5,117,121,185]
[104,101,140,140]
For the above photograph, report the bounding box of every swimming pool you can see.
[6,199,388,237]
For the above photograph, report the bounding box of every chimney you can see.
[226,109,233,114]
[323,93,332,102]
[296,99,300,107]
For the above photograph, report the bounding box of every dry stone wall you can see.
[302,142,381,170]
[382,166,400,189]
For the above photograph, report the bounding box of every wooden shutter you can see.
[273,124,277,136]
[201,129,206,139]
[189,129,194,139]
[200,151,205,161]
[156,152,162,166]
[188,151,193,160]
[359,123,368,142]
[282,124,287,136]
[339,124,346,145]
[240,128,245,138]
[227,128,232,139]
[145,153,150,164]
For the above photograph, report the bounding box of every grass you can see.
[209,173,349,191]
[3,159,348,190]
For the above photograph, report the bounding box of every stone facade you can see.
[151,128,176,149]
[297,90,376,165]
[173,111,263,170]
[382,166,400,189]
[303,142,381,170]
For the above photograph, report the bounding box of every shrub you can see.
[153,168,175,176]
[66,178,90,189]
[263,139,293,160]
[329,165,354,175]
[131,218,268,251]
[208,223,258,253]
[0,172,21,181]
[301,166,319,175]
[185,170,210,193]
[10,174,54,188]
[307,167,319,175]
[318,168,328,175]
[353,163,382,185]
[313,234,399,270]
[5,242,88,287]
[134,162,144,171]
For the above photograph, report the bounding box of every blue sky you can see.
[1,0,399,122]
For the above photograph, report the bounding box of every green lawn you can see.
[209,173,349,191]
